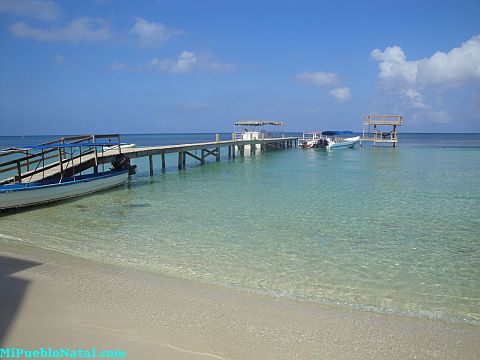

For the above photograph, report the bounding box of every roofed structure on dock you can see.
[234,120,285,127]
[234,120,285,142]
[362,115,403,147]
[364,115,403,126]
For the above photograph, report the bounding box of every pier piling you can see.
[149,155,154,175]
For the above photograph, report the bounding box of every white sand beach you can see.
[1,238,479,359]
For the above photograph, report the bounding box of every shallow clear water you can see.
[1,133,479,325]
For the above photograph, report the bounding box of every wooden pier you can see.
[361,115,403,147]
[0,134,298,185]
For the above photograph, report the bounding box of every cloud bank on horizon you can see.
[371,35,480,124]
[0,0,479,134]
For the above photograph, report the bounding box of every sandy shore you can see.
[0,238,479,359]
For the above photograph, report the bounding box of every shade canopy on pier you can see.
[234,121,285,127]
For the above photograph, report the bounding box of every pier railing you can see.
[0,134,121,184]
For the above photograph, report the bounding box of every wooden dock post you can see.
[25,150,30,171]
[178,152,184,170]
[161,153,166,171]
[216,147,220,161]
[228,146,232,158]
[149,155,154,176]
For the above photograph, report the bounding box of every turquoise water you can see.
[1,134,479,325]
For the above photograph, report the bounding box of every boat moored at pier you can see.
[0,169,129,211]
[0,137,136,211]
[299,131,359,150]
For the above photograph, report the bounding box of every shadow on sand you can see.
[0,255,42,345]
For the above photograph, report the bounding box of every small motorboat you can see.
[299,131,359,150]
[326,136,360,149]
[0,141,136,211]
[0,169,129,211]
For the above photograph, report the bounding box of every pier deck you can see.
[0,135,298,184]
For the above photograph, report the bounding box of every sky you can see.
[0,0,479,135]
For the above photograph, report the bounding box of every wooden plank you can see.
[178,152,183,170]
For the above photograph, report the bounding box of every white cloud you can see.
[371,34,480,123]
[0,0,60,21]
[53,53,64,64]
[203,59,236,72]
[146,57,171,72]
[329,87,351,102]
[296,70,352,101]
[295,71,338,87]
[170,50,197,74]
[130,17,181,48]
[403,88,427,110]
[10,17,113,43]
[371,35,480,88]
[115,50,235,75]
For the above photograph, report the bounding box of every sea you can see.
[1,133,479,326]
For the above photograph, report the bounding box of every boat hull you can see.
[0,170,129,211]
[327,136,360,150]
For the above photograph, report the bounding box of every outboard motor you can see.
[111,154,137,175]
[315,139,329,149]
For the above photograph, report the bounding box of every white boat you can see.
[326,136,360,149]
[0,170,129,211]
[299,132,359,150]
[0,139,136,211]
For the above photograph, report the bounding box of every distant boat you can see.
[299,131,359,150]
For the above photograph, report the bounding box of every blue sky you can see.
[1,0,479,135]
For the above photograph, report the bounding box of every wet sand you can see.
[1,238,479,359]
